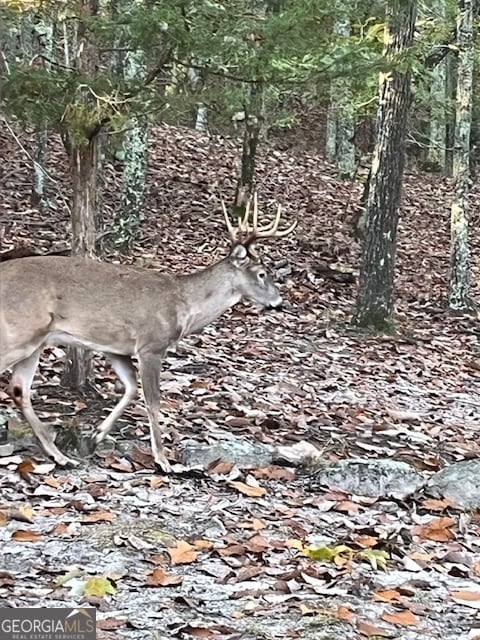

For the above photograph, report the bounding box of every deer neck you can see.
[177,258,241,336]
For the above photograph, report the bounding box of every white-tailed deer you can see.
[0,195,296,471]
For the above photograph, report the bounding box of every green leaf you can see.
[357,549,389,571]
[83,577,116,598]
[304,544,353,562]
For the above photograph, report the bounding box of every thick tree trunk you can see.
[447,0,475,313]
[352,0,417,331]
[61,139,98,390]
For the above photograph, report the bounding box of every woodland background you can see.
[0,2,480,640]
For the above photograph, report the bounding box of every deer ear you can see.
[229,244,248,266]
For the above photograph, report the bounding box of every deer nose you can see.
[266,296,283,311]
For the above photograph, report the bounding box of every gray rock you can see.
[308,457,425,499]
[426,459,480,509]
[178,437,274,469]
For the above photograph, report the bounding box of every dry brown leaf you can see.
[149,476,165,489]
[82,510,116,523]
[96,618,127,631]
[238,518,267,531]
[355,535,378,548]
[451,590,480,601]
[146,567,183,587]
[50,523,72,536]
[108,461,134,472]
[356,620,392,637]
[11,529,43,542]
[373,589,404,603]
[254,466,296,481]
[218,544,247,556]
[192,539,214,551]
[336,605,355,624]
[0,506,33,524]
[450,591,480,609]
[228,481,267,497]
[168,540,198,565]
[43,476,61,489]
[381,609,420,627]
[245,534,271,553]
[414,517,455,542]
[207,460,234,475]
[420,498,455,511]
[335,500,360,513]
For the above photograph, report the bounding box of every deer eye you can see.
[258,271,266,280]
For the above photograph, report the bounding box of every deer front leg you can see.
[10,350,79,467]
[137,349,171,473]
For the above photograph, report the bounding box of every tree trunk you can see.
[61,0,99,390]
[325,7,355,178]
[234,81,264,214]
[111,32,148,253]
[352,0,417,331]
[447,0,475,313]
[427,1,447,173]
[31,127,48,208]
[445,52,457,177]
[61,138,98,390]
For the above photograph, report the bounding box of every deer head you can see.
[221,192,297,309]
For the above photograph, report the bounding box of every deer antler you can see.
[221,192,297,255]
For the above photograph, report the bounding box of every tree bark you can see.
[447,0,475,313]
[61,0,99,390]
[234,81,264,215]
[111,23,148,253]
[427,1,447,173]
[325,6,355,178]
[352,0,417,331]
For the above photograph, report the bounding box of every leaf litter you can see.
[0,124,479,639]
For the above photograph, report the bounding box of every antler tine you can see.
[239,197,251,234]
[252,191,259,233]
[253,205,298,238]
[221,199,238,243]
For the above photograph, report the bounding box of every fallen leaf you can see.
[451,591,480,609]
[11,529,43,542]
[84,577,116,597]
[81,510,116,523]
[146,568,183,586]
[356,620,392,637]
[168,540,198,565]
[381,609,419,627]
[414,517,456,542]
[228,481,267,497]
[373,589,403,603]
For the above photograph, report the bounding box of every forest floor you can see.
[0,123,479,640]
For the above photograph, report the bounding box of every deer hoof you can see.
[54,454,80,468]
[154,458,172,474]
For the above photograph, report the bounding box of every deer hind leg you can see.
[10,349,79,467]
[92,354,138,449]
[138,350,171,473]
